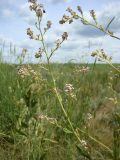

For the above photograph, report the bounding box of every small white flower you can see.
[87,113,93,120]
[80,139,88,149]
[64,83,74,94]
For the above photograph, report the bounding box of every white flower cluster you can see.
[64,83,76,98]
[64,83,74,94]
[18,66,30,78]
[91,49,112,62]
[80,139,88,149]
[17,65,37,78]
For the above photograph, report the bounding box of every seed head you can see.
[36,8,43,17]
[29,3,37,11]
[62,32,68,40]
[27,28,34,39]
[59,19,66,24]
[55,39,61,48]
[47,20,52,29]
[77,6,83,16]
[90,9,97,24]
[69,19,73,24]
[66,7,72,13]
[59,14,70,24]
[35,48,43,58]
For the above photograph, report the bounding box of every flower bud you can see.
[47,21,52,29]
[36,8,43,17]
[62,32,68,40]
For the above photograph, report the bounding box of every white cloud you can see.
[0,34,15,47]
[0,0,16,8]
[39,0,67,4]
[2,9,14,18]
[0,0,16,19]
[47,0,65,4]
[1,0,120,63]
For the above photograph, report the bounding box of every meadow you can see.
[0,63,120,159]
[0,0,120,159]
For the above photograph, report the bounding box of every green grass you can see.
[0,63,120,160]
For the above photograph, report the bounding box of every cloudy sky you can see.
[0,0,120,63]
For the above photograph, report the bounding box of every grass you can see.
[0,1,120,159]
[1,0,120,158]
[0,62,120,160]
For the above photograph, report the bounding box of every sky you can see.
[0,0,120,63]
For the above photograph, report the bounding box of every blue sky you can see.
[0,0,120,63]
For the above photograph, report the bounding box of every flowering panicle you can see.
[91,49,112,62]
[75,66,90,74]
[59,6,81,25]
[17,65,37,78]
[59,5,119,41]
[54,32,68,47]
[35,48,43,58]
[27,28,34,39]
[64,83,76,98]
[50,32,68,58]
[59,14,70,24]
[27,28,41,40]
[66,7,79,19]
[44,20,52,32]
[80,140,88,150]
[87,113,93,120]
[17,66,30,78]
[62,32,68,40]
[47,20,52,29]
[90,10,97,24]
[35,114,57,125]
[64,83,74,94]
[59,7,79,25]
[27,0,46,40]
[27,0,68,61]
[80,66,90,73]
[55,39,61,48]
[28,0,45,18]
[77,6,83,16]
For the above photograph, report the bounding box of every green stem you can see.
[107,61,120,74]
[77,128,113,154]
[37,17,82,143]
[78,16,120,41]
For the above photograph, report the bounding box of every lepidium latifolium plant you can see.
[15,0,120,159]
[16,0,108,159]
[25,0,83,144]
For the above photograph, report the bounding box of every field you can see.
[0,1,120,159]
[0,63,120,160]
